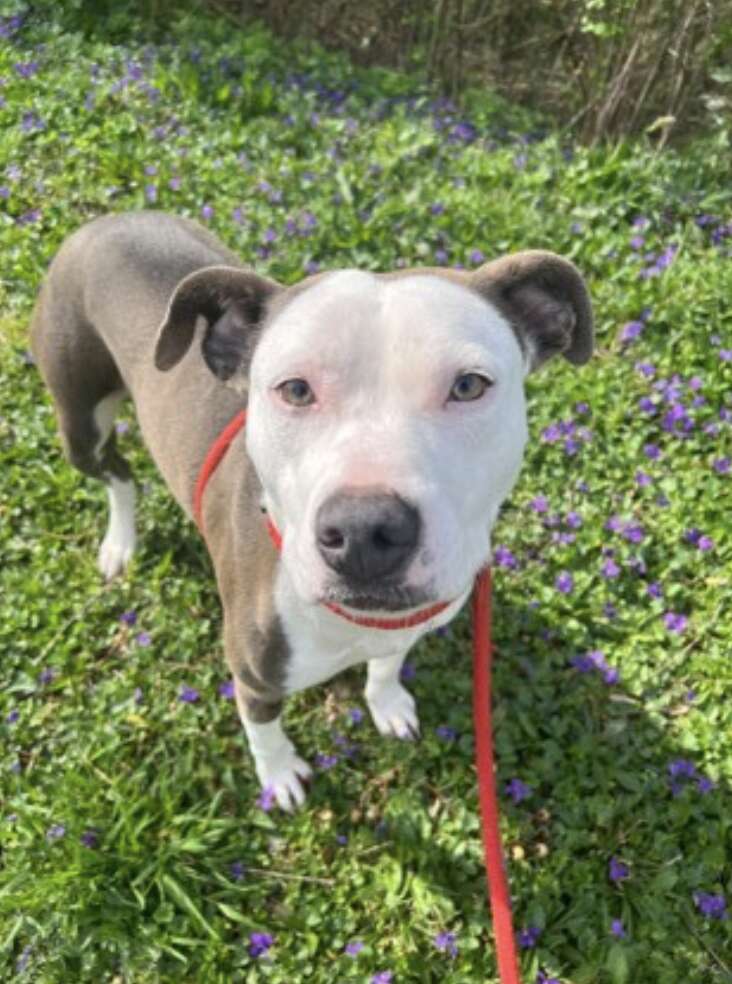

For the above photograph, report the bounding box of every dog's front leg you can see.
[224,612,312,811]
[235,685,312,812]
[365,650,420,739]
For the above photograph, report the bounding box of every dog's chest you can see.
[275,574,468,694]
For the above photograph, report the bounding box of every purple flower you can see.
[635,470,652,487]
[530,494,549,513]
[537,974,561,984]
[15,61,39,79]
[345,940,364,956]
[229,861,246,880]
[371,974,393,984]
[565,511,582,529]
[218,680,235,699]
[555,571,573,594]
[697,776,715,794]
[697,535,713,552]
[611,919,627,939]
[620,321,643,343]
[80,829,99,848]
[179,686,199,703]
[257,785,276,812]
[713,457,730,474]
[315,753,338,770]
[201,204,214,221]
[145,184,157,203]
[693,892,727,920]
[644,443,661,460]
[47,823,66,841]
[400,661,416,681]
[15,945,32,973]
[669,758,697,779]
[135,631,151,647]
[435,930,458,957]
[494,545,518,569]
[469,248,485,265]
[38,667,55,686]
[505,778,532,803]
[663,612,688,633]
[609,856,629,883]
[623,524,645,544]
[646,581,663,599]
[436,725,458,740]
[6,709,19,724]
[601,558,620,579]
[169,176,182,191]
[348,707,364,725]
[248,931,274,957]
[518,926,541,948]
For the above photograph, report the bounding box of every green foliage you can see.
[1,6,731,983]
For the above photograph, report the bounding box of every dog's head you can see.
[155,252,592,614]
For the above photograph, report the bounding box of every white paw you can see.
[98,530,135,580]
[256,753,313,812]
[366,682,420,740]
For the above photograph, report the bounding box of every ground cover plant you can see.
[1,4,731,982]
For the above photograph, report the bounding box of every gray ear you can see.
[154,265,281,382]
[470,250,593,371]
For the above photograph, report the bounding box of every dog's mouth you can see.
[320,582,434,613]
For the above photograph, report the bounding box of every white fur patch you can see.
[241,715,312,812]
[98,478,136,580]
[92,390,126,457]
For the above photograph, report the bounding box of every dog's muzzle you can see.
[315,490,421,585]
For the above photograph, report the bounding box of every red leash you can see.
[473,568,522,983]
[196,413,521,982]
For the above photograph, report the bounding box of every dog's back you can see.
[30,212,249,575]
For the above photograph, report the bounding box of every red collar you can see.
[193,409,451,630]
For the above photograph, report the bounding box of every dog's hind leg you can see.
[55,391,136,580]
[32,301,136,580]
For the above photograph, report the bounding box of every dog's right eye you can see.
[276,378,315,407]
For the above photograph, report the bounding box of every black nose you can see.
[315,491,421,583]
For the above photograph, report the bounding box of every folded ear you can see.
[154,265,282,384]
[470,250,593,371]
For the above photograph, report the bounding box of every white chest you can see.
[275,572,470,695]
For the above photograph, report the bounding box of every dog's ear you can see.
[154,265,282,383]
[469,250,593,371]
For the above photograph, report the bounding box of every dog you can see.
[31,211,592,810]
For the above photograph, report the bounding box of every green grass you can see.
[1,5,731,982]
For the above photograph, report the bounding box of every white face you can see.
[245,271,529,610]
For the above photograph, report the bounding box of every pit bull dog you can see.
[31,211,592,809]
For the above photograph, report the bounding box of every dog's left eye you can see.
[449,372,494,402]
[276,378,315,407]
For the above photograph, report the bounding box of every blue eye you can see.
[277,378,315,406]
[449,372,493,402]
